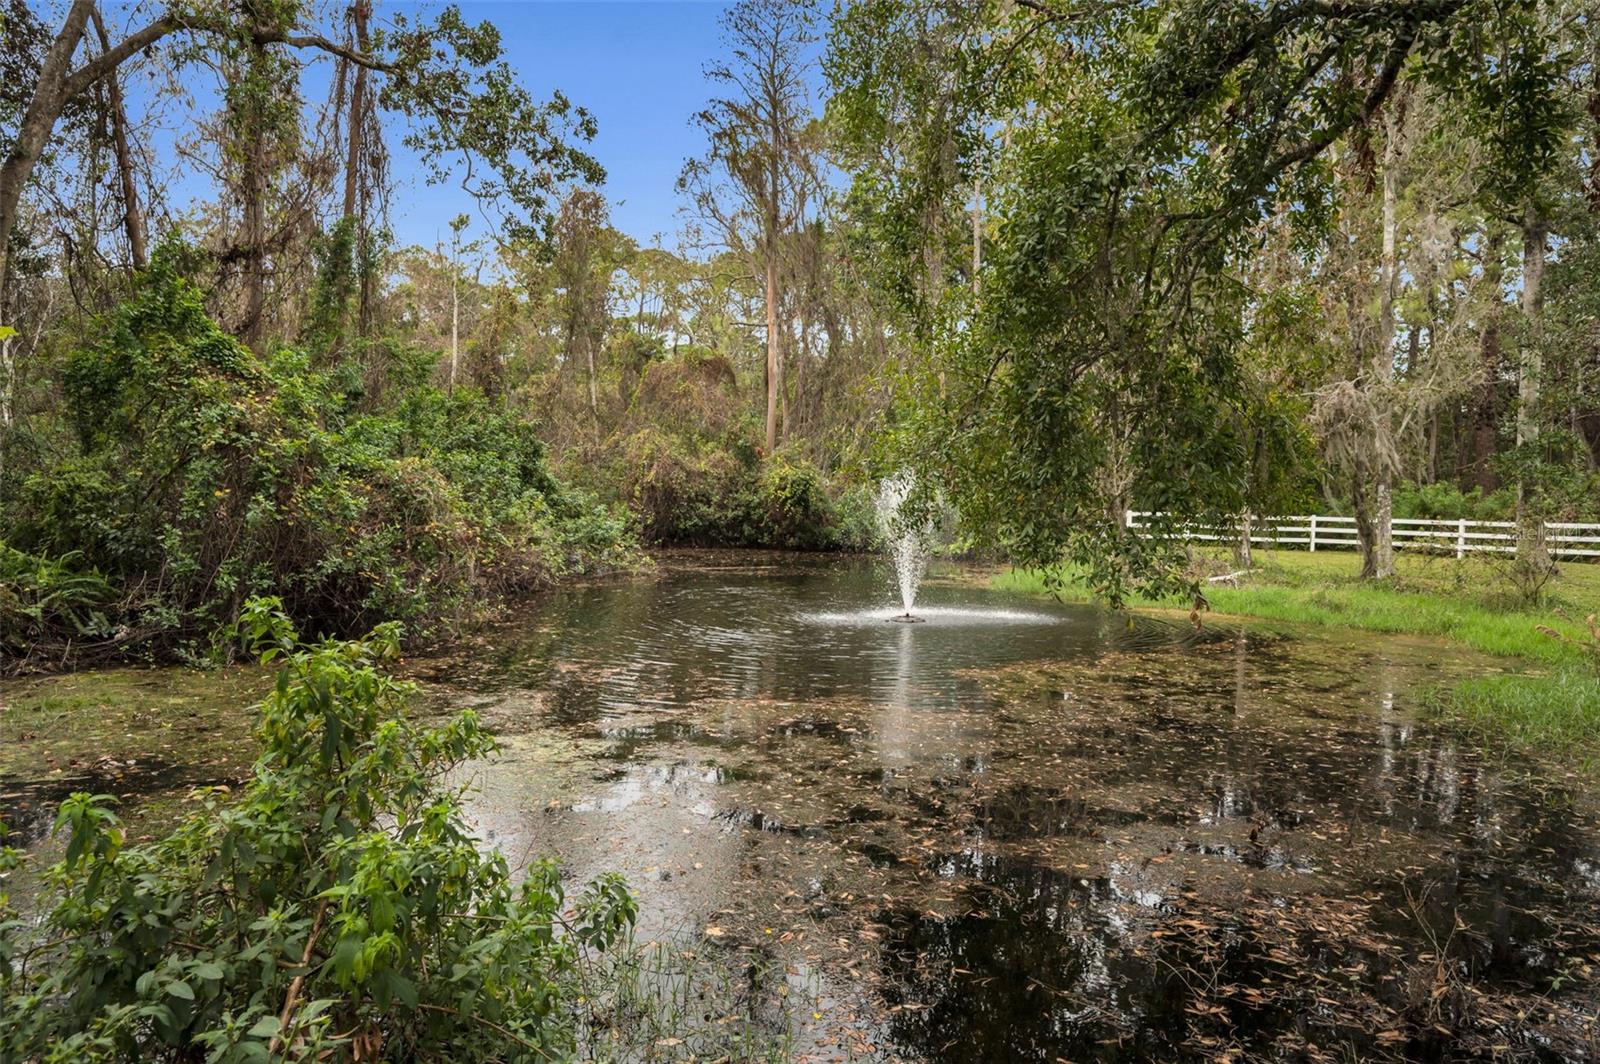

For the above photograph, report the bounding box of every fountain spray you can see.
[875,473,932,622]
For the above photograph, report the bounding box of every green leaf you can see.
[165,980,195,1000]
[237,1042,272,1063]
[246,1015,282,1039]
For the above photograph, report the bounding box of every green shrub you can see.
[613,429,873,551]
[831,482,884,552]
[3,245,636,656]
[614,429,760,546]
[1391,482,1518,521]
[757,451,836,550]
[0,602,637,1062]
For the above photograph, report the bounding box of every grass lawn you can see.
[993,549,1600,760]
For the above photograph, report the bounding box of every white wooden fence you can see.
[1126,512,1600,560]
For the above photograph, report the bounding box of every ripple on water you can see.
[797,604,1064,626]
[446,555,1600,1062]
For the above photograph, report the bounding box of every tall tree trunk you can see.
[1371,108,1400,579]
[93,12,147,271]
[347,0,375,327]
[0,0,96,320]
[0,328,14,485]
[1516,205,1549,576]
[1105,390,1131,532]
[1468,230,1505,491]
[1589,24,1600,210]
[762,67,785,454]
[585,336,599,419]
[1425,412,1438,483]
[1353,466,1377,579]
[778,305,789,438]
[1422,281,1442,484]
[0,0,96,486]
[337,0,373,342]
[1406,324,1425,481]
[764,251,779,452]
[449,258,459,394]
[793,315,810,439]
[239,43,271,352]
[341,0,370,221]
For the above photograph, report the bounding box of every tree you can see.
[0,0,605,340]
[1307,90,1496,578]
[616,246,692,352]
[447,213,472,393]
[680,0,820,452]
[826,0,1574,601]
[826,0,980,334]
[1436,0,1586,589]
[1370,95,1405,579]
[91,7,146,272]
[549,188,629,423]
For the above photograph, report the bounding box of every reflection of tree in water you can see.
[866,641,1600,1061]
[437,555,1122,733]
[417,563,1600,1060]
[877,853,1184,1061]
[876,622,918,767]
[878,842,1599,1061]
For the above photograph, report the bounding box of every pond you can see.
[5,552,1600,1061]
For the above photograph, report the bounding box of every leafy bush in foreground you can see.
[0,602,636,1062]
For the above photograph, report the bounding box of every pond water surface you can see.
[423,553,1600,1062]
[5,552,1600,1061]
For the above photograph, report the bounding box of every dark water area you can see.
[423,552,1600,1062]
[1,666,264,850]
[4,552,1599,1060]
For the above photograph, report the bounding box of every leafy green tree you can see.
[827,0,1576,601]
[3,244,634,656]
[549,189,632,425]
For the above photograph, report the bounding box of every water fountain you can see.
[876,473,931,622]
[799,475,1061,629]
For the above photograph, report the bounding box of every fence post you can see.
[1456,518,1467,559]
[1308,514,1317,553]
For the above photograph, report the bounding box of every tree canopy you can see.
[826,0,1585,598]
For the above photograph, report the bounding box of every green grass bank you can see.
[993,550,1600,761]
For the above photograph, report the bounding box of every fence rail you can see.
[1126,512,1600,560]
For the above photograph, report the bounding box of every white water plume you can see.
[875,472,933,617]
